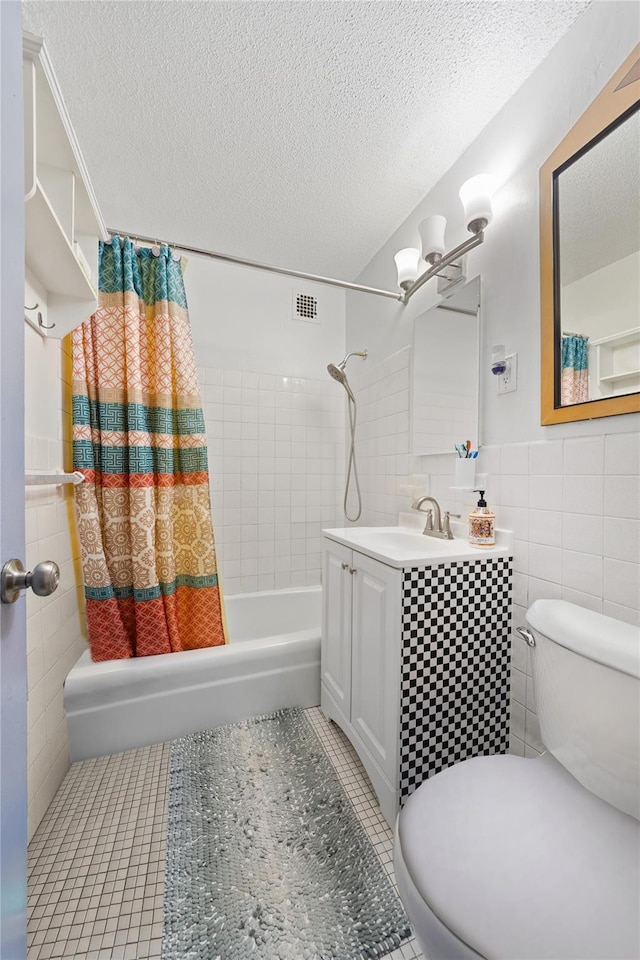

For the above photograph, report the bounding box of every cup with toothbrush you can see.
[454,441,477,487]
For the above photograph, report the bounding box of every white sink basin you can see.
[356,529,448,552]
[322,524,511,568]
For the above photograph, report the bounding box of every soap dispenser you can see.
[469,490,495,546]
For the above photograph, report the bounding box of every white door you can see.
[0,2,28,956]
[320,540,353,720]
[350,552,401,785]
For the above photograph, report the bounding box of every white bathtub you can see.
[64,586,321,761]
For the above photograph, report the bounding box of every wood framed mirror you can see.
[540,45,640,425]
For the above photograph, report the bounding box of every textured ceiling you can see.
[559,109,640,285]
[23,0,589,279]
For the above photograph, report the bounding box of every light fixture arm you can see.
[401,230,485,304]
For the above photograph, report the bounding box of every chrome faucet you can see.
[411,496,460,540]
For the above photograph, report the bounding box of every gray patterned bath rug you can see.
[163,708,411,960]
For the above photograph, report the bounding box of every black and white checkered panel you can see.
[400,557,512,802]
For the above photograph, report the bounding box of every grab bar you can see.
[25,472,85,487]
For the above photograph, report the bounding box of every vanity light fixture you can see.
[459,175,495,234]
[418,215,447,264]
[394,248,422,291]
[395,174,495,304]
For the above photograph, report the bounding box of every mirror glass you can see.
[411,277,480,456]
[555,105,640,406]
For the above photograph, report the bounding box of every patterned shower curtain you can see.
[561,333,589,405]
[72,236,227,661]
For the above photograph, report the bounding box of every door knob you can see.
[1,559,60,604]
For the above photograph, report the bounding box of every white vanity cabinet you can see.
[321,527,513,827]
[321,541,401,792]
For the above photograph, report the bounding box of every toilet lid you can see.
[398,753,640,960]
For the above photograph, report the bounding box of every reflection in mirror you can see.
[555,105,640,406]
[411,277,480,456]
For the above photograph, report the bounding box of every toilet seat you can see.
[395,752,640,960]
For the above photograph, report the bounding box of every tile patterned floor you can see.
[305,708,424,960]
[27,708,423,960]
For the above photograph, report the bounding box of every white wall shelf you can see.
[590,327,640,398]
[599,369,640,384]
[23,32,107,339]
[25,185,97,300]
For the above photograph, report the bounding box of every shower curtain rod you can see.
[106,228,404,302]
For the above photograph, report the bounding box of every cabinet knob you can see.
[341,562,349,570]
[349,567,357,575]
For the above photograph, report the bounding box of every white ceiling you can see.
[23,0,589,280]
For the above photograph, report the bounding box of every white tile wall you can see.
[349,347,640,758]
[198,365,345,594]
[25,329,87,842]
[348,347,412,527]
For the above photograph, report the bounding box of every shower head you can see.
[327,350,367,383]
[327,351,367,402]
[327,362,348,384]
[330,366,355,402]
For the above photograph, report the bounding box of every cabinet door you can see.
[321,540,353,717]
[351,552,401,784]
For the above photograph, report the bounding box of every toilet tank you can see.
[526,600,640,819]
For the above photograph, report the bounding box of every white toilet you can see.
[394,599,640,960]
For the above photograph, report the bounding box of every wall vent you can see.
[292,291,320,323]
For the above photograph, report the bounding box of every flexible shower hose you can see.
[344,393,362,522]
